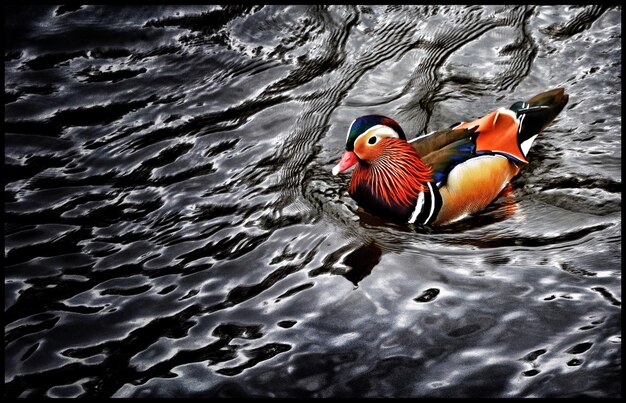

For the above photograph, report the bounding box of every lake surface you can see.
[4,5,621,398]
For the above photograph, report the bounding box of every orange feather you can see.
[350,138,432,208]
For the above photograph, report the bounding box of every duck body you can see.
[332,88,569,226]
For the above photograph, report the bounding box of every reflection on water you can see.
[4,5,621,398]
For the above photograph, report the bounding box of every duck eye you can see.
[368,136,377,145]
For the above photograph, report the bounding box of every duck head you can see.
[332,115,407,175]
[332,115,432,220]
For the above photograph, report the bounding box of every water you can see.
[4,5,621,398]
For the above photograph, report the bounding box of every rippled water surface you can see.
[4,5,621,398]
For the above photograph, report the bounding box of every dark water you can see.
[4,5,621,398]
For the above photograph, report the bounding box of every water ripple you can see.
[4,4,621,398]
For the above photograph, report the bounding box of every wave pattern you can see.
[4,5,621,398]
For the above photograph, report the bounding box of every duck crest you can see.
[349,138,432,216]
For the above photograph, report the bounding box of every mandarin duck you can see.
[332,88,569,226]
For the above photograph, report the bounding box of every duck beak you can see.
[332,151,358,176]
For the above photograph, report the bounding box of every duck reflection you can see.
[341,242,383,286]
[330,184,519,286]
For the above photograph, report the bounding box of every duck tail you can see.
[509,88,569,157]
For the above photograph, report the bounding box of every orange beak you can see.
[332,151,358,176]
